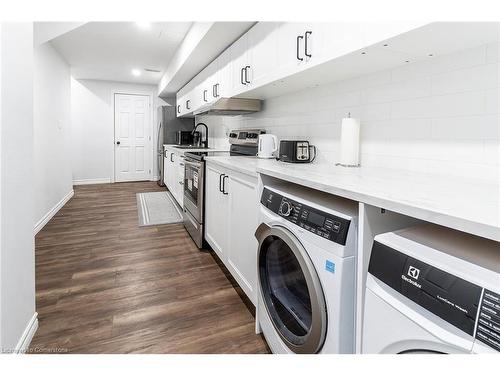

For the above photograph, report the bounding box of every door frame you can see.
[112,90,155,183]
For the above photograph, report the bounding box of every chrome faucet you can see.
[192,122,209,148]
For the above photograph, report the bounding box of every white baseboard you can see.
[73,178,111,185]
[34,190,74,235]
[14,312,38,354]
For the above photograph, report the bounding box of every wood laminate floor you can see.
[30,182,269,354]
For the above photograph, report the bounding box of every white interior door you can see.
[114,94,151,182]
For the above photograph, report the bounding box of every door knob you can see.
[116,141,121,145]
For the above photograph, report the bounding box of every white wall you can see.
[200,42,500,183]
[34,42,73,232]
[70,79,163,184]
[0,23,36,351]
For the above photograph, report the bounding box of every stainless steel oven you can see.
[183,154,205,247]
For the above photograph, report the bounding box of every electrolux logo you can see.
[407,266,420,280]
[401,274,422,289]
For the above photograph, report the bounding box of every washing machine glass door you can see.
[257,225,327,354]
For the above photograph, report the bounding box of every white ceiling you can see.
[50,22,193,85]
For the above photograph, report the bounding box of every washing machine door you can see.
[256,223,327,354]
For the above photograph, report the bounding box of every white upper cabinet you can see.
[245,22,281,89]
[176,22,432,115]
[199,59,218,105]
[317,23,368,63]
[276,23,322,77]
[216,48,232,98]
[230,33,250,96]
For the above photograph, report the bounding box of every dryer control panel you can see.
[369,241,500,352]
[260,187,351,245]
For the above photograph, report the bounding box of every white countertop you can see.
[205,155,261,176]
[206,156,500,242]
[163,144,229,153]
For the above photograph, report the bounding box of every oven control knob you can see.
[279,201,293,217]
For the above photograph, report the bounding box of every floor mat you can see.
[136,191,183,226]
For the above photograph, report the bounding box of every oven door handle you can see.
[183,159,203,169]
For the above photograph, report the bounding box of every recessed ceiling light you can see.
[131,69,141,77]
[136,22,151,29]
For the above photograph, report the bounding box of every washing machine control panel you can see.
[260,187,350,245]
[369,241,500,352]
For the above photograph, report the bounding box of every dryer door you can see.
[256,224,327,353]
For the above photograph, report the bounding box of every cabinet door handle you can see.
[296,35,304,61]
[241,67,246,85]
[177,105,180,113]
[215,83,220,97]
[213,84,216,98]
[305,31,312,58]
[244,66,251,84]
[203,89,207,102]
[219,173,225,192]
[170,153,174,162]
[186,100,190,110]
[222,175,229,195]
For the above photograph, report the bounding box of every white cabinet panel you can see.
[246,22,281,88]
[164,148,184,207]
[226,173,259,304]
[174,153,185,207]
[205,165,230,260]
[204,162,259,305]
[318,22,367,62]
[217,48,232,98]
[230,33,250,96]
[276,23,321,77]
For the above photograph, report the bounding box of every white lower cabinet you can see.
[164,147,185,207]
[204,162,259,305]
[205,164,229,259]
[226,173,259,304]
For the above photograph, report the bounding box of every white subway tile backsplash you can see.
[431,63,499,95]
[431,115,499,140]
[430,91,485,117]
[486,42,500,63]
[201,43,499,183]
[484,88,499,114]
[361,77,431,104]
[386,119,432,140]
[391,97,433,119]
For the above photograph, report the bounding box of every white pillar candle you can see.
[339,117,360,167]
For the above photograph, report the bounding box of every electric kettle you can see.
[257,134,278,159]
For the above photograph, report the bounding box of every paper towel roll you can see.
[339,117,360,166]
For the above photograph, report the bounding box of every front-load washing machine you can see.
[254,181,358,354]
[362,224,499,354]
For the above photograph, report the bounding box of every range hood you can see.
[193,98,261,116]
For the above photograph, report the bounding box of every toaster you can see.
[279,140,316,163]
